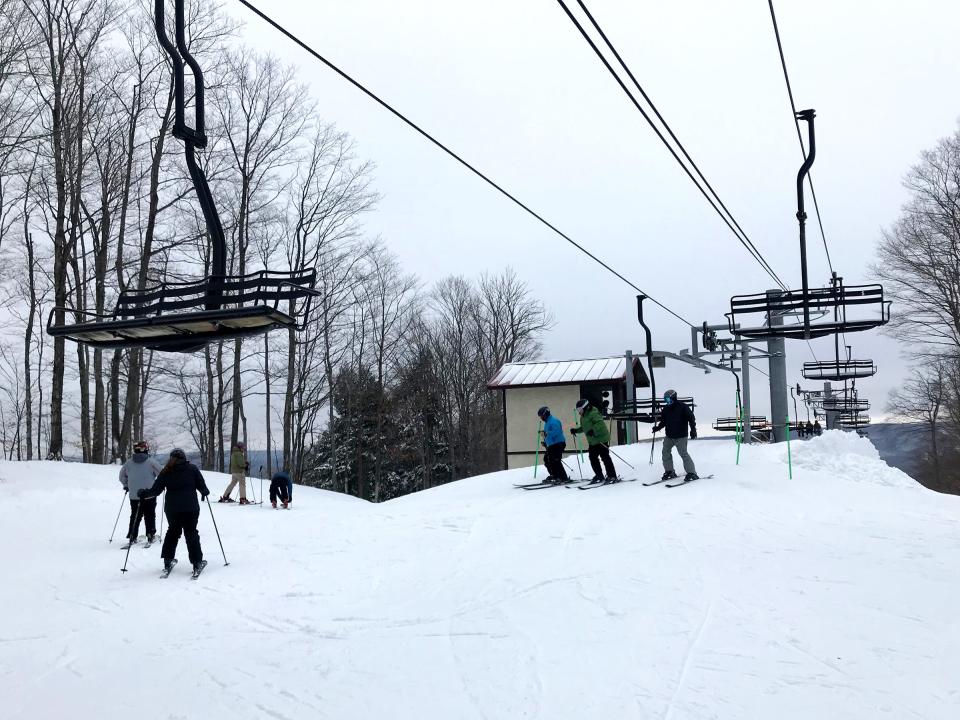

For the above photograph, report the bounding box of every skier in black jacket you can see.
[139,448,211,575]
[651,389,698,481]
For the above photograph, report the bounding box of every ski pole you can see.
[259,465,264,508]
[159,493,165,538]
[649,428,657,465]
[569,427,584,480]
[109,490,128,542]
[786,415,793,480]
[121,500,144,573]
[607,445,635,470]
[532,420,542,479]
[206,496,229,566]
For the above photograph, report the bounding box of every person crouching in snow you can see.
[119,440,164,548]
[652,389,698,482]
[139,448,211,576]
[570,398,617,482]
[537,406,569,484]
[270,468,291,508]
[219,441,251,504]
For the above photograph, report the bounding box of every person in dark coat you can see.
[537,406,569,483]
[139,448,210,574]
[813,420,823,436]
[270,468,291,509]
[805,420,814,438]
[652,389,698,481]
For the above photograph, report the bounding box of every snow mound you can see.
[787,431,916,488]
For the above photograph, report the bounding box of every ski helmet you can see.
[169,448,186,460]
[133,440,149,453]
[537,406,550,420]
[236,441,245,449]
[663,389,678,405]
[575,398,590,415]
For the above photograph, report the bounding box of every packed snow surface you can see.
[1,432,958,719]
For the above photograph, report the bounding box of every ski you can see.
[160,559,178,578]
[665,474,713,488]
[191,560,208,580]
[522,479,576,491]
[643,476,677,486]
[514,480,552,488]
[576,478,636,490]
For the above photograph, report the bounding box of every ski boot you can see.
[661,470,678,481]
[238,498,252,505]
[217,495,234,503]
[589,475,604,485]
[605,475,620,484]
[147,534,157,544]
[281,501,289,509]
[120,537,137,550]
[271,501,277,509]
[683,473,699,481]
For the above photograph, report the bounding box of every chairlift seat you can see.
[822,396,870,413]
[47,268,317,352]
[726,284,890,340]
[712,416,769,432]
[838,412,870,429]
[802,359,877,381]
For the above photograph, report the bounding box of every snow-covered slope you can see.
[1,433,958,719]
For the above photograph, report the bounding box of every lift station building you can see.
[487,356,650,470]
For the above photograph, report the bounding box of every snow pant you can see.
[270,478,290,504]
[588,443,616,479]
[288,477,293,502]
[127,498,157,540]
[544,442,568,480]
[662,437,696,475]
[223,471,247,500]
[161,510,202,564]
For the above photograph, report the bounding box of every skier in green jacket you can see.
[570,398,617,482]
[218,441,251,504]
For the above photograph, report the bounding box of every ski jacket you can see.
[119,452,164,498]
[271,470,291,484]
[230,449,247,474]
[576,407,610,446]
[542,414,565,446]
[653,401,696,439]
[143,459,210,513]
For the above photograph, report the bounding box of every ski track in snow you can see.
[1,432,960,719]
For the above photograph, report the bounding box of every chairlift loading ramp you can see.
[46,0,318,353]
[726,110,890,340]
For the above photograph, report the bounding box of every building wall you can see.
[504,385,623,470]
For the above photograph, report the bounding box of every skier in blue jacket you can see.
[537,406,569,483]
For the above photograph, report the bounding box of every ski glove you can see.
[569,427,582,435]
[586,430,595,437]
[690,429,698,439]
[137,489,148,499]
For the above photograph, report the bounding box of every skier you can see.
[219,441,250,504]
[118,441,164,548]
[138,448,211,577]
[570,398,617,482]
[537,406,569,483]
[652,389,698,482]
[805,420,814,438]
[813,420,823,436]
[270,468,291,509]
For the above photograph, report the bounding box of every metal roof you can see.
[487,356,649,389]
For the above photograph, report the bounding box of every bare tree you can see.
[887,361,948,484]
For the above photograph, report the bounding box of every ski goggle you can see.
[663,394,675,405]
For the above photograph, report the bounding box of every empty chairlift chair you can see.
[726,110,890,340]
[46,0,318,353]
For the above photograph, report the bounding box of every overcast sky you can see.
[227,0,960,430]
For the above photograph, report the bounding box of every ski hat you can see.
[575,398,590,415]
[235,441,245,449]
[169,448,186,460]
[663,389,678,405]
[133,440,149,453]
[537,406,550,420]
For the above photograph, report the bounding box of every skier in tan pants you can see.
[218,441,251,504]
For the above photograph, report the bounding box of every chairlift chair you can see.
[46,0,318,353]
[726,110,890,340]
[838,412,870,430]
[713,416,769,433]
[822,394,870,413]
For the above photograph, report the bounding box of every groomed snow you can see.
[1,432,958,719]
